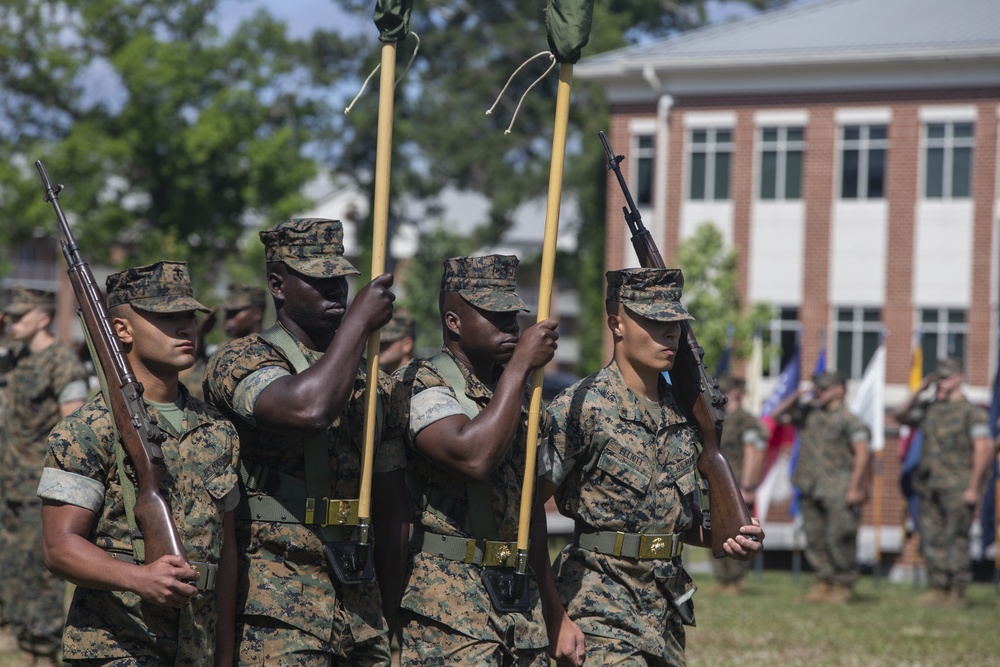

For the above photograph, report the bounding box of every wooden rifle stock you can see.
[36,160,186,566]
[599,133,753,558]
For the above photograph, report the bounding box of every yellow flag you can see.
[909,344,923,391]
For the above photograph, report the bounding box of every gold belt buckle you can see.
[638,533,677,559]
[322,498,360,527]
[483,540,518,567]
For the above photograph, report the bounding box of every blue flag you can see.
[762,343,801,417]
[979,347,1000,554]
[786,348,826,517]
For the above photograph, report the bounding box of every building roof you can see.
[578,0,1000,78]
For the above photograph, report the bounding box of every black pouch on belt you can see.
[324,540,376,585]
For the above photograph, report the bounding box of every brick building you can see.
[577,0,1000,402]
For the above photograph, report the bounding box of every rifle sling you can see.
[79,313,149,564]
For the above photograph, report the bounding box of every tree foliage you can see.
[677,223,772,369]
[0,0,321,283]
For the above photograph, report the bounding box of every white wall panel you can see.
[680,202,734,245]
[913,200,974,306]
[830,201,887,305]
[749,201,805,303]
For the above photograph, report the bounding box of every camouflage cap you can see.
[106,261,210,314]
[717,373,745,393]
[606,268,693,322]
[441,255,528,313]
[3,286,55,316]
[935,357,963,378]
[259,218,360,279]
[223,283,267,311]
[381,312,415,343]
[813,369,846,391]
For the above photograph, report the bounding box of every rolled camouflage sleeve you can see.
[39,402,114,511]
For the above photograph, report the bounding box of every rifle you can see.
[598,132,754,558]
[36,160,187,566]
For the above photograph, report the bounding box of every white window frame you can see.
[766,306,801,377]
[832,306,883,379]
[918,307,968,372]
[687,127,733,202]
[838,124,888,200]
[922,120,975,200]
[632,132,656,207]
[757,126,805,201]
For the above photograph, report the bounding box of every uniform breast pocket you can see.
[201,464,239,509]
[583,444,652,526]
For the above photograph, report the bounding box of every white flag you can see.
[850,345,886,451]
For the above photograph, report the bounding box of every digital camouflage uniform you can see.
[392,255,547,667]
[380,313,414,344]
[789,384,870,589]
[39,388,239,664]
[0,286,89,658]
[540,268,700,666]
[712,406,767,586]
[36,260,240,665]
[901,398,989,594]
[203,218,403,666]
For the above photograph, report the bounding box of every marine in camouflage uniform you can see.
[391,255,558,666]
[538,268,763,666]
[711,374,769,592]
[894,358,995,607]
[221,284,267,340]
[203,218,406,666]
[1,286,89,662]
[778,370,870,603]
[378,311,415,374]
[37,261,240,665]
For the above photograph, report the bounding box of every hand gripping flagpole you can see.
[483,63,573,613]
[328,0,410,584]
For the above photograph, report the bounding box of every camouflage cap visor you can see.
[460,289,529,313]
[130,294,212,315]
[620,288,693,323]
[224,286,267,310]
[3,288,54,316]
[272,249,360,279]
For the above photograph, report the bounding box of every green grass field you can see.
[685,561,1000,667]
[3,549,997,667]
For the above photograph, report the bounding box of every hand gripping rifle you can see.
[36,160,187,567]
[598,133,754,558]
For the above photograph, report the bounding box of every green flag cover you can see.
[545,0,594,64]
[374,0,413,43]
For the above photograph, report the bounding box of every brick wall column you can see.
[800,107,835,372]
[883,104,919,386]
[732,109,756,309]
[968,102,998,387]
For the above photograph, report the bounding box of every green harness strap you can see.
[420,353,498,542]
[252,324,382,542]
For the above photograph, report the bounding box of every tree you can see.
[0,0,324,284]
[676,222,772,369]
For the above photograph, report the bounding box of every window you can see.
[919,308,967,374]
[688,128,732,201]
[840,124,887,199]
[833,307,882,378]
[759,126,804,200]
[924,122,973,199]
[764,306,800,377]
[633,134,655,207]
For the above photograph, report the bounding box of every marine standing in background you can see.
[0,286,89,665]
[378,311,415,374]
[390,255,561,666]
[711,373,769,594]
[204,218,407,665]
[894,357,995,608]
[537,268,763,666]
[774,370,870,603]
[182,284,267,401]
